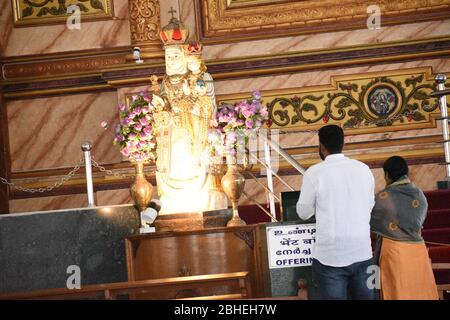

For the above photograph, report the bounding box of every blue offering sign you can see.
[266,223,316,269]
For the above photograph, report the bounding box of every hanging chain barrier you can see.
[0,157,85,193]
[90,157,130,180]
[0,156,132,194]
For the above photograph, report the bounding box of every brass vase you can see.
[130,162,153,214]
[221,154,246,227]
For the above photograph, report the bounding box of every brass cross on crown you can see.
[168,7,177,19]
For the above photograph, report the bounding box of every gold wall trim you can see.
[11,0,114,26]
[196,0,450,44]
[217,67,450,135]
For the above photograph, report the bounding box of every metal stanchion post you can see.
[435,74,450,189]
[81,142,96,207]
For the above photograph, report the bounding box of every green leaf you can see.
[412,111,426,121]
[336,98,351,109]
[413,91,429,100]
[77,3,89,12]
[37,7,50,16]
[22,6,34,17]
[302,103,318,116]
[90,0,104,10]
[279,100,290,108]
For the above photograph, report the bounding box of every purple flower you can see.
[123,118,134,126]
[118,103,127,112]
[245,119,254,129]
[252,90,262,100]
[241,104,256,118]
[139,118,148,126]
[115,134,125,142]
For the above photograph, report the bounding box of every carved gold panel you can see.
[217,67,450,135]
[11,0,114,26]
[195,0,450,43]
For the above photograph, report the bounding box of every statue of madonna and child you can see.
[149,15,229,221]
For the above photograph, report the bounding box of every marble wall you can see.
[0,0,131,57]
[7,91,122,172]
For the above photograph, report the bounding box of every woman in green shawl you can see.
[370,156,438,300]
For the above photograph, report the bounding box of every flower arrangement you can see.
[113,92,157,163]
[209,90,269,155]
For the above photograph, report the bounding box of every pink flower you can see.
[135,123,143,131]
[245,119,254,129]
[100,121,109,129]
[241,104,256,118]
[121,148,130,157]
[118,103,126,112]
[143,126,153,136]
[139,118,148,126]
[260,107,269,118]
[123,118,134,126]
[210,118,218,127]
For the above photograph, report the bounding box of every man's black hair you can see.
[318,125,344,154]
[383,156,409,182]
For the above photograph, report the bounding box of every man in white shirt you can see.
[296,125,375,300]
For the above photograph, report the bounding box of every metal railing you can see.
[240,131,306,222]
[433,74,450,180]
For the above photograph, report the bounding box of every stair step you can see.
[428,246,450,263]
[422,227,450,246]
[424,190,450,210]
[424,210,450,229]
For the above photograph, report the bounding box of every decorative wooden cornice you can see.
[2,36,450,99]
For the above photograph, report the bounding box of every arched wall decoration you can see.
[217,68,450,135]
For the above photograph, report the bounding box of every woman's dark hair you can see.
[318,125,344,154]
[383,156,409,182]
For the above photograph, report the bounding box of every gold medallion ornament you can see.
[379,191,389,200]
[388,222,399,231]
[412,199,420,208]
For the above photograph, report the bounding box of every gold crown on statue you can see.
[185,41,202,55]
[159,16,189,46]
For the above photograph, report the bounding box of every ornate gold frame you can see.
[11,0,114,26]
[195,0,450,43]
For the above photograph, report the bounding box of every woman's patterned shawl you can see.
[370,175,428,243]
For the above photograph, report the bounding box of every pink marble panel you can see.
[7,91,123,172]
[203,19,450,60]
[214,58,450,95]
[2,0,131,57]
